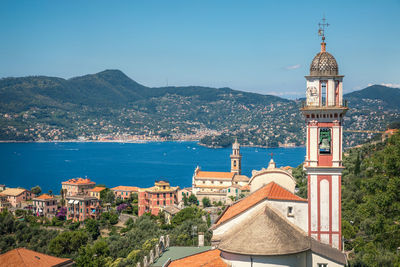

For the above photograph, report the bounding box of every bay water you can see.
[0,142,305,193]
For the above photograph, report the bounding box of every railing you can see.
[301,99,348,108]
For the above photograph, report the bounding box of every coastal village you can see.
[1,10,400,266]
[0,32,357,266]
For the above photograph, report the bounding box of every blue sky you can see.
[0,0,399,98]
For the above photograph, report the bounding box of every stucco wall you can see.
[220,250,344,267]
[213,199,269,240]
[268,199,308,234]
[220,251,307,267]
[250,171,296,193]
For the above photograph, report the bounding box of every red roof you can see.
[34,194,54,200]
[111,186,139,192]
[168,249,228,267]
[215,182,307,226]
[89,187,106,192]
[0,248,73,267]
[61,178,95,185]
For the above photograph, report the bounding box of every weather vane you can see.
[318,16,329,42]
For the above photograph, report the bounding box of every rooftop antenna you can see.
[318,15,329,52]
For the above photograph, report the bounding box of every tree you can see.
[183,193,189,206]
[76,239,110,266]
[202,197,211,208]
[60,189,65,206]
[171,207,203,226]
[100,188,115,204]
[188,194,198,205]
[48,190,53,196]
[292,164,307,198]
[85,219,100,240]
[49,231,88,256]
[30,186,41,195]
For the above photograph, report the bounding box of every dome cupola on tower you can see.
[309,17,339,77]
[309,46,338,76]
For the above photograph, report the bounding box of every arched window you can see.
[321,81,327,106]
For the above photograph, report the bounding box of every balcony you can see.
[301,100,348,109]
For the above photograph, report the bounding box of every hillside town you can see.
[1,4,400,266]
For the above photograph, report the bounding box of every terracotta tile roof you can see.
[61,178,95,185]
[0,247,73,267]
[89,187,106,192]
[215,182,307,226]
[240,185,250,191]
[281,166,292,170]
[195,171,235,179]
[155,180,169,185]
[111,186,139,192]
[168,249,228,267]
[34,194,54,200]
[0,188,27,197]
[232,174,250,182]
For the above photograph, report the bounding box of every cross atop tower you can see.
[318,16,329,52]
[270,152,273,160]
[318,16,329,42]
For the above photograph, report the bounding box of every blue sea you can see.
[0,142,305,193]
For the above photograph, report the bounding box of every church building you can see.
[169,20,347,267]
[192,139,250,204]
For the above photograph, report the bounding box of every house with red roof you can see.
[138,180,179,216]
[32,194,58,218]
[0,247,73,267]
[88,186,106,200]
[111,186,139,200]
[61,178,96,197]
[0,188,33,208]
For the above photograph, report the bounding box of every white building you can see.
[192,139,249,204]
[169,21,347,267]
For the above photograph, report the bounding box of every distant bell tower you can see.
[230,139,242,174]
[301,18,347,250]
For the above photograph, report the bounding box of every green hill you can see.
[0,70,399,147]
[341,132,400,265]
[345,85,400,110]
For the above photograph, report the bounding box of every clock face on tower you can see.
[306,86,318,106]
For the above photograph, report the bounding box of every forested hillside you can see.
[341,133,400,265]
[293,133,400,266]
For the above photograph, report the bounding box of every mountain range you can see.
[1,69,399,147]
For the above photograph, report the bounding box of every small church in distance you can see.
[169,20,347,267]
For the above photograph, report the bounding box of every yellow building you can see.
[88,187,106,200]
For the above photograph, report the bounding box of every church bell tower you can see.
[301,18,347,250]
[230,139,242,174]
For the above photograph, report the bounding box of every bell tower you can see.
[230,139,241,174]
[301,18,347,250]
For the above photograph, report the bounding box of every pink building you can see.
[138,181,179,216]
[0,188,33,208]
[111,186,139,200]
[66,195,101,222]
[62,178,96,197]
[177,187,192,203]
[33,194,58,218]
